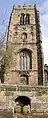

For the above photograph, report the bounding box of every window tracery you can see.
[20,50,32,70]
[20,13,30,25]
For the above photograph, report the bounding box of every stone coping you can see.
[0,84,48,91]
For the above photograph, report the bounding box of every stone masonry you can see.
[0,4,48,118]
[4,4,44,85]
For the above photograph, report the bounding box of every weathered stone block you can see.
[0,109,13,118]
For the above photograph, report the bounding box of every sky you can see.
[0,0,48,65]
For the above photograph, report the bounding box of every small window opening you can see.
[22,33,27,42]
[25,14,30,24]
[20,13,25,25]
[21,75,28,85]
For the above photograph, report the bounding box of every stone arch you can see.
[18,48,32,53]
[15,96,31,113]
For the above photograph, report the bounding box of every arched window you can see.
[20,75,28,85]
[22,33,27,42]
[25,14,30,24]
[20,13,25,25]
[20,50,32,70]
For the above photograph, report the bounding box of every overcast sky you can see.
[0,0,48,65]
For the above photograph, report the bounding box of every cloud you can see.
[42,35,48,64]
[40,0,48,14]
[40,0,48,36]
[40,0,48,65]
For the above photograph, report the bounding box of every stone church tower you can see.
[1,5,48,118]
[4,4,44,86]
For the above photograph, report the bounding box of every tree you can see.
[0,11,7,83]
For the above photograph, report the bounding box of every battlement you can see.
[12,4,39,12]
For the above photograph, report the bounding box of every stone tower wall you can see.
[4,5,44,86]
[34,5,44,85]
